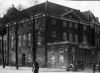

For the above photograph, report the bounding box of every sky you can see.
[0,0,100,22]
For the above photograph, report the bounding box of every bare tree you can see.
[17,4,23,11]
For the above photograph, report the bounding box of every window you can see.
[28,33,32,47]
[35,18,40,29]
[18,35,21,47]
[63,32,67,41]
[69,33,73,42]
[95,38,97,46]
[84,25,86,30]
[51,18,56,25]
[59,48,64,63]
[75,23,78,29]
[52,31,56,38]
[83,35,87,44]
[51,47,55,64]
[11,36,14,48]
[28,33,31,41]
[69,22,73,28]
[75,34,78,42]
[23,35,27,46]
[63,21,67,27]
[98,38,99,46]
[95,27,99,33]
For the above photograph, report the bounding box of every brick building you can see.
[0,1,100,68]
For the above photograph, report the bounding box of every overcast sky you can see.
[0,0,100,22]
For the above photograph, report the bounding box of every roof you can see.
[0,1,99,24]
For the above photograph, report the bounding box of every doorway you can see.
[22,53,26,66]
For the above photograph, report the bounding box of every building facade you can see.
[0,1,100,68]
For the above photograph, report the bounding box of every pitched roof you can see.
[82,11,99,23]
[0,1,99,24]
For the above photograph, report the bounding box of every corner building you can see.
[1,1,100,68]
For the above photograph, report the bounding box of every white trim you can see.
[47,41,78,45]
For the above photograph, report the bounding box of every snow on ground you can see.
[0,66,99,73]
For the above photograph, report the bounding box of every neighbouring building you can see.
[0,1,100,68]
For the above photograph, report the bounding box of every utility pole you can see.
[15,22,18,69]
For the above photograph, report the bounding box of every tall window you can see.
[28,33,32,46]
[11,36,14,48]
[75,23,78,29]
[51,47,55,64]
[83,35,87,44]
[18,35,21,47]
[95,26,99,33]
[95,37,98,46]
[98,38,99,46]
[35,18,39,30]
[23,35,27,46]
[84,25,86,30]
[69,33,73,42]
[59,48,64,63]
[69,22,73,28]
[51,18,56,25]
[75,34,78,42]
[63,32,67,41]
[63,21,67,27]
[52,31,56,38]
[28,33,31,41]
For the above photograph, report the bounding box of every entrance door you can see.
[22,53,26,66]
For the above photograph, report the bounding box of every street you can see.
[0,66,99,73]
